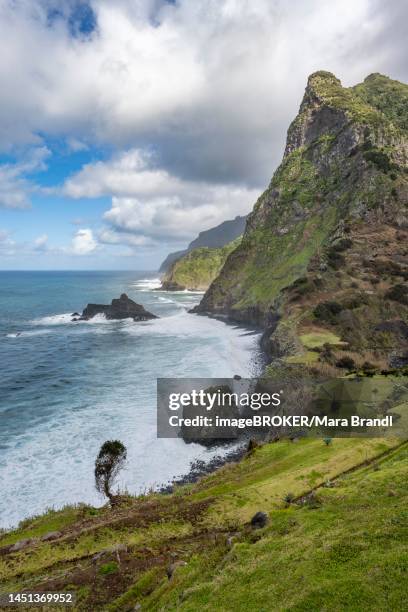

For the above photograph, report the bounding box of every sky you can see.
[0,0,407,270]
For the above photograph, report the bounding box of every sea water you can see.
[0,271,261,528]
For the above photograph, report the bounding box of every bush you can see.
[327,250,345,270]
[335,356,356,370]
[342,294,368,310]
[99,562,119,575]
[95,440,127,502]
[314,301,343,322]
[385,284,408,305]
[331,238,353,252]
[363,148,393,173]
[323,437,332,446]
[360,361,377,377]
[284,492,295,504]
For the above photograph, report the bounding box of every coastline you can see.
[0,272,264,529]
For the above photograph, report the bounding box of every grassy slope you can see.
[163,238,241,290]
[1,437,407,611]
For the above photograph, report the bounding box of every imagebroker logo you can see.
[157,377,406,440]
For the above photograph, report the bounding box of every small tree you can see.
[95,440,127,503]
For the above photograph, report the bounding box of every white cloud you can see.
[0,0,407,187]
[0,146,50,208]
[63,149,183,199]
[98,228,153,248]
[103,186,256,243]
[0,229,16,255]
[71,228,98,255]
[2,0,408,262]
[33,234,48,251]
[66,137,89,153]
[63,148,258,242]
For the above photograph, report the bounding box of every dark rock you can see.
[250,511,269,529]
[41,530,62,542]
[71,312,80,317]
[389,351,408,368]
[226,532,240,548]
[78,294,157,322]
[92,551,104,563]
[9,538,37,552]
[375,320,408,340]
[159,280,186,291]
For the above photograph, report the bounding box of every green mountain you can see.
[158,215,247,273]
[195,71,408,373]
[160,237,241,291]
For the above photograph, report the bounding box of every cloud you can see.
[63,149,182,199]
[2,0,408,263]
[71,228,97,254]
[98,228,154,248]
[103,187,256,244]
[33,234,49,251]
[0,229,17,255]
[0,146,50,208]
[63,148,258,243]
[0,0,407,189]
[66,137,89,153]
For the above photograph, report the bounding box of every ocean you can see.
[0,271,260,528]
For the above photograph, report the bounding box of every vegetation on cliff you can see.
[161,237,241,291]
[196,71,408,378]
[159,216,247,273]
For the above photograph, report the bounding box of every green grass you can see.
[285,350,319,364]
[99,561,119,575]
[142,442,408,611]
[164,238,241,290]
[0,438,405,610]
[0,504,95,547]
[299,331,344,348]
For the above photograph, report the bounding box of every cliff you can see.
[158,215,247,273]
[160,237,241,291]
[195,72,408,372]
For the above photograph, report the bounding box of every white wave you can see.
[132,277,162,291]
[6,329,52,338]
[31,313,74,325]
[31,312,126,327]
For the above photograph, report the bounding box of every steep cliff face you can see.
[161,238,241,291]
[195,72,408,370]
[196,72,407,312]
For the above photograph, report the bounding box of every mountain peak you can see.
[305,71,342,95]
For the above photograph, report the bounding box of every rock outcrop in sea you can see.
[75,293,158,322]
